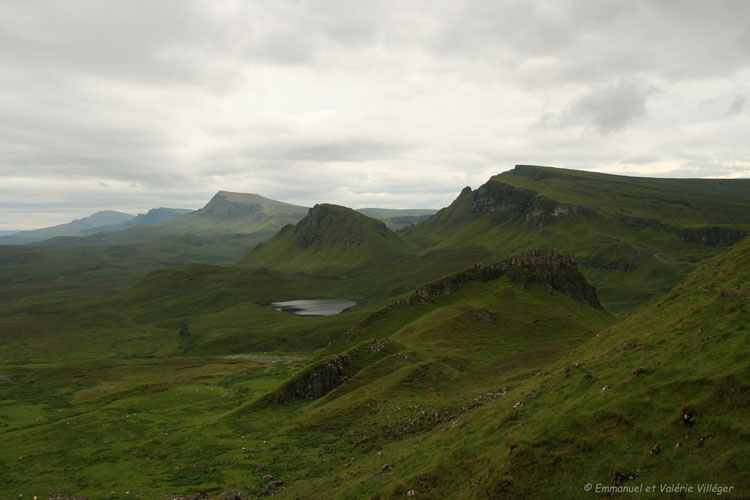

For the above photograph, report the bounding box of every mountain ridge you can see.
[0,210,135,245]
[241,203,415,274]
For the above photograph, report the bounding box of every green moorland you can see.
[0,166,748,499]
[0,191,310,332]
[0,246,614,498]
[0,238,746,499]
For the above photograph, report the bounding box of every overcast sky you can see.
[1,0,749,229]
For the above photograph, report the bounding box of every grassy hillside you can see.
[401,166,750,314]
[267,236,749,500]
[500,165,750,226]
[0,173,747,499]
[0,249,612,499]
[242,204,416,275]
[0,237,746,499]
[0,192,310,328]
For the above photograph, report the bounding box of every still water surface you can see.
[270,299,356,316]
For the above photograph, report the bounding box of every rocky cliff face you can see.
[676,227,749,247]
[273,354,353,403]
[407,248,602,309]
[440,180,596,230]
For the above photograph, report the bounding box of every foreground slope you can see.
[1,240,745,498]
[403,165,750,313]
[273,237,749,499]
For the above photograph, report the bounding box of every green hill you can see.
[500,164,750,226]
[241,204,416,274]
[402,165,750,313]
[268,237,749,500]
[52,191,309,246]
[0,171,748,499]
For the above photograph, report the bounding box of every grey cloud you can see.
[658,161,750,179]
[0,1,748,229]
[430,0,750,86]
[251,139,415,163]
[728,93,746,115]
[544,80,657,134]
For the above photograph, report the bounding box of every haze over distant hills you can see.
[1,191,438,247]
[0,210,136,245]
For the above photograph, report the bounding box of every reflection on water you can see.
[270,299,356,316]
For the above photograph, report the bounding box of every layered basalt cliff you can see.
[440,180,596,230]
[406,248,602,309]
[273,354,353,403]
[676,227,749,247]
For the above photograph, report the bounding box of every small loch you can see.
[270,299,356,316]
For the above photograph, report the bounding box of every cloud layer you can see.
[1,0,748,229]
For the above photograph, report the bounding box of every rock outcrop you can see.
[273,354,353,403]
[676,227,749,247]
[439,180,596,230]
[406,248,602,309]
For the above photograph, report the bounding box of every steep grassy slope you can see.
[402,166,750,313]
[0,210,135,245]
[1,240,745,499]
[242,204,416,275]
[270,237,749,500]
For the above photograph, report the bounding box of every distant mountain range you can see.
[0,210,135,245]
[0,207,192,245]
[0,191,437,246]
